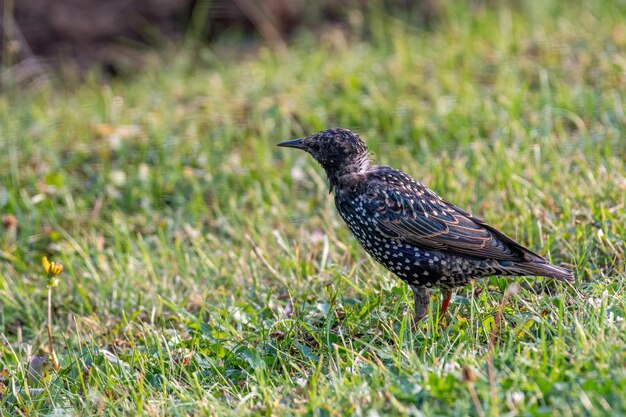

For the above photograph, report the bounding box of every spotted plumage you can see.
[278,128,573,325]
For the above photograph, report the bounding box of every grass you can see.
[1,1,626,415]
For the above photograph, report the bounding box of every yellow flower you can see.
[42,256,63,276]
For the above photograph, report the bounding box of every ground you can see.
[1,1,625,416]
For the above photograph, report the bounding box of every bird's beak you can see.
[277,137,306,150]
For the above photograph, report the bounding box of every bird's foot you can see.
[410,286,430,332]
[435,289,454,330]
[440,289,453,318]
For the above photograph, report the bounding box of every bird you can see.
[277,128,573,326]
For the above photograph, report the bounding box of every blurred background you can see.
[4,0,454,82]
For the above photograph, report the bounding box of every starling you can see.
[278,128,573,326]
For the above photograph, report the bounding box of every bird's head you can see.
[278,128,370,186]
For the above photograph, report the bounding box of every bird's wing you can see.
[343,167,536,262]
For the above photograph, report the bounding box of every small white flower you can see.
[443,361,460,373]
[606,311,625,324]
[109,170,127,186]
[587,296,602,308]
[513,392,524,402]
[506,391,525,410]
[588,290,610,308]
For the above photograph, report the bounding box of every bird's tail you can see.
[510,261,574,283]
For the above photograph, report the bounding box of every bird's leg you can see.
[440,288,453,318]
[411,286,430,329]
